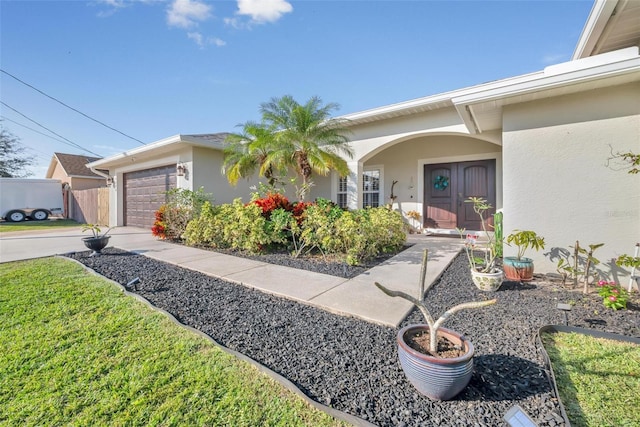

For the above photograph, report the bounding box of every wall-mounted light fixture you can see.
[177,163,186,177]
[106,176,114,187]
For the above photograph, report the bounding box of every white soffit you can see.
[573,0,640,60]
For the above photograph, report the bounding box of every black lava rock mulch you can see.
[64,248,640,427]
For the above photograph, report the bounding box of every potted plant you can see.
[504,230,545,281]
[375,249,496,400]
[81,224,113,256]
[406,210,422,233]
[458,197,504,291]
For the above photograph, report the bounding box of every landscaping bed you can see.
[65,249,640,427]
[187,243,413,279]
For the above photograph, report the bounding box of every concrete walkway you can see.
[0,226,463,327]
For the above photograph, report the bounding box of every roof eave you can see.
[454,51,640,134]
[338,71,544,127]
[572,0,619,60]
[86,134,228,169]
[45,154,59,178]
[454,51,640,106]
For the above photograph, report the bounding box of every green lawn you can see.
[542,331,640,427]
[0,219,80,233]
[0,258,345,427]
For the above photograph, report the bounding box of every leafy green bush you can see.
[299,199,345,256]
[184,196,406,264]
[157,188,211,240]
[301,203,405,265]
[269,208,301,253]
[185,199,269,253]
[184,201,221,246]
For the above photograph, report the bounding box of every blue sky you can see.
[1,0,594,177]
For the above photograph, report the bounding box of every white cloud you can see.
[187,31,204,46]
[100,0,126,8]
[211,37,226,47]
[167,0,212,29]
[188,32,226,48]
[236,0,292,23]
[96,0,163,17]
[95,0,128,17]
[224,17,243,29]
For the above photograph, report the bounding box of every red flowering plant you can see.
[596,280,628,310]
[151,205,167,239]
[291,201,313,224]
[251,192,292,219]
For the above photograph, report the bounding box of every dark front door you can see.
[423,160,496,231]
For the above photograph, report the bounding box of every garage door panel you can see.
[124,165,176,228]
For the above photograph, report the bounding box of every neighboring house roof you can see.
[87,133,231,169]
[46,152,105,179]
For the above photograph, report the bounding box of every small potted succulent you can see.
[81,224,113,256]
[375,249,496,400]
[458,197,504,291]
[504,230,545,281]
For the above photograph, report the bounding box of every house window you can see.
[337,176,348,208]
[363,169,380,208]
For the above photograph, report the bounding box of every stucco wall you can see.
[191,147,333,204]
[346,108,476,161]
[48,163,68,183]
[502,82,640,279]
[191,147,255,204]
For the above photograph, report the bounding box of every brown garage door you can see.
[124,165,176,229]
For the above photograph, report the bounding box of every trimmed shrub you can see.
[184,201,220,246]
[156,187,211,240]
[185,199,269,253]
[184,196,406,264]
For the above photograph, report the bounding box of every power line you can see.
[0,101,102,157]
[1,68,146,146]
[0,115,70,145]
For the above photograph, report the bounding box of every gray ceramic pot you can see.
[397,324,474,400]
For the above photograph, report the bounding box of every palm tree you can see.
[260,95,354,201]
[222,121,285,188]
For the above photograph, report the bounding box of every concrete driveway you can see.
[0,226,152,263]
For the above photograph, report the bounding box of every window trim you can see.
[362,165,384,208]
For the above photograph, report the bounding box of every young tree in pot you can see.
[375,249,496,400]
[81,224,113,256]
[504,230,545,281]
[458,197,504,291]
